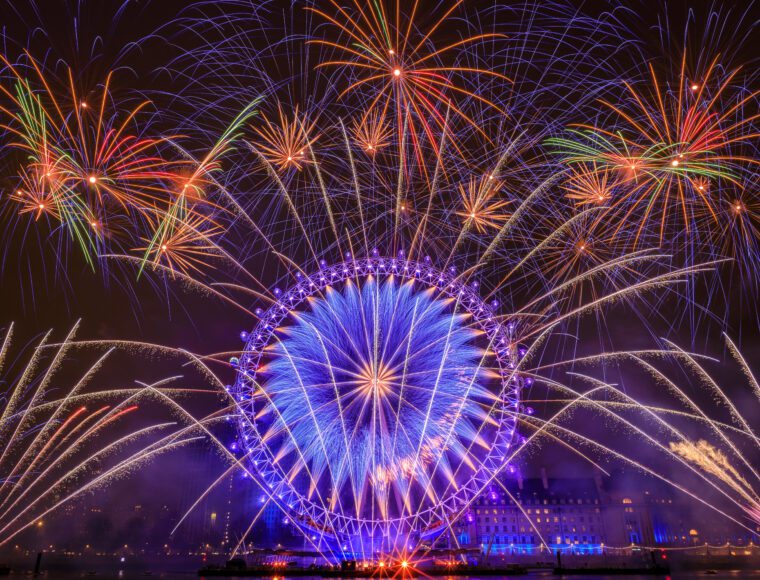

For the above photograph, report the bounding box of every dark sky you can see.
[0,0,758,553]
[0,0,756,342]
[0,0,755,374]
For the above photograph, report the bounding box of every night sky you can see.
[0,0,758,556]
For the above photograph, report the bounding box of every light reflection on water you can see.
[24,573,760,580]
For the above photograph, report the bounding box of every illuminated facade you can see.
[448,469,758,554]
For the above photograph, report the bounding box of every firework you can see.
[0,55,189,266]
[548,56,760,257]
[352,109,392,155]
[307,0,509,167]
[714,185,760,289]
[0,52,258,283]
[0,0,757,565]
[661,337,760,527]
[251,104,318,172]
[524,334,760,534]
[455,175,511,234]
[563,163,616,207]
[0,322,221,546]
[137,207,224,276]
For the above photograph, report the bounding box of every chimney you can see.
[541,467,549,490]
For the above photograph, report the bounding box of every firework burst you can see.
[251,104,318,172]
[548,56,760,254]
[352,109,392,155]
[0,322,216,547]
[137,208,223,276]
[455,175,511,234]
[563,163,617,207]
[308,0,509,167]
[0,55,189,266]
[0,0,758,564]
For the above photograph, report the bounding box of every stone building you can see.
[447,468,757,555]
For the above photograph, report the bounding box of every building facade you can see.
[446,469,758,555]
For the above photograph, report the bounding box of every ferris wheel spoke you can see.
[235,258,519,554]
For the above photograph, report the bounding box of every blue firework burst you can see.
[258,275,496,521]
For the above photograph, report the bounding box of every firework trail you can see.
[0,0,757,564]
[0,322,225,547]
[524,333,760,533]
[45,0,751,562]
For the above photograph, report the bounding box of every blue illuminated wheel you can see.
[232,254,521,555]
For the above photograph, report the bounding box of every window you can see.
[622,498,633,504]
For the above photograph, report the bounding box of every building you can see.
[446,468,758,555]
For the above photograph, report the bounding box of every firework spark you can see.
[0,323,215,546]
[456,175,511,234]
[549,56,760,252]
[251,104,318,172]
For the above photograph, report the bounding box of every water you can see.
[22,572,760,580]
